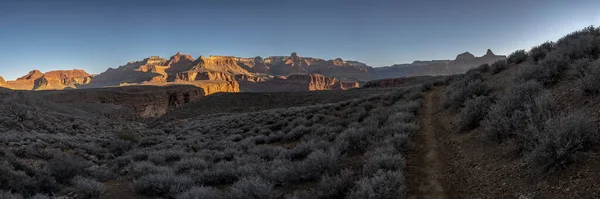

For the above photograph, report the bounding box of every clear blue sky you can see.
[1,0,599,80]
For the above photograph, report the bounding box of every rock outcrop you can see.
[5,69,92,90]
[46,85,206,118]
[193,80,240,95]
[240,73,359,92]
[374,49,506,78]
[0,49,505,93]
[0,76,5,86]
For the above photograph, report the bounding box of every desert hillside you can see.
[369,26,600,198]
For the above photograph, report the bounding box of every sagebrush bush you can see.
[71,176,106,199]
[529,41,555,63]
[456,95,493,131]
[576,61,600,95]
[482,81,544,141]
[0,191,23,199]
[516,53,569,85]
[177,186,222,199]
[347,170,405,199]
[226,176,275,199]
[441,78,491,109]
[300,149,341,180]
[317,169,355,198]
[362,149,405,176]
[508,50,528,64]
[48,155,88,183]
[554,26,600,61]
[131,161,173,177]
[134,173,193,197]
[490,60,508,74]
[175,158,210,174]
[526,112,597,174]
[29,194,51,199]
[339,128,369,152]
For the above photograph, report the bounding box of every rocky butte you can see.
[374,49,506,78]
[4,69,92,90]
[0,50,506,92]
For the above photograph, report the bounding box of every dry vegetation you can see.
[0,83,427,198]
[443,26,600,176]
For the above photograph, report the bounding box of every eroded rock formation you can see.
[46,85,207,118]
[5,69,92,90]
[374,49,506,78]
[240,73,359,92]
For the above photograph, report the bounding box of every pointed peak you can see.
[290,52,299,58]
[485,49,495,56]
[456,52,475,60]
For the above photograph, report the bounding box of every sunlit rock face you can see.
[239,73,359,92]
[4,69,92,90]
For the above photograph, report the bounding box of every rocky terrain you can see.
[0,50,505,94]
[4,69,92,90]
[42,85,207,118]
[375,49,506,78]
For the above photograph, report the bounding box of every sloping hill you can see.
[403,26,600,198]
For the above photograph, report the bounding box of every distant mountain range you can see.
[0,50,505,92]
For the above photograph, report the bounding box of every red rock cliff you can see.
[6,69,92,90]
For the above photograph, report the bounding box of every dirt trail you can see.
[406,87,447,199]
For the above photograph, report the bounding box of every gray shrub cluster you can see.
[0,85,425,198]
[446,26,600,176]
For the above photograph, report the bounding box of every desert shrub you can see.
[193,163,239,185]
[175,158,210,174]
[0,161,36,196]
[0,191,23,199]
[482,81,543,141]
[490,60,508,74]
[441,78,491,109]
[71,176,106,199]
[134,173,193,197]
[347,170,404,199]
[387,112,414,123]
[576,61,600,95]
[391,100,421,114]
[148,150,185,165]
[338,128,369,152]
[107,139,132,156]
[177,186,222,199]
[529,41,555,63]
[456,95,493,131]
[30,194,51,199]
[226,176,275,199]
[284,125,309,141]
[317,169,355,198]
[525,112,596,174]
[86,165,116,182]
[516,53,569,85]
[508,50,528,64]
[48,155,88,183]
[386,133,412,153]
[380,122,417,136]
[300,149,341,180]
[554,26,600,61]
[116,130,138,142]
[567,58,592,78]
[362,149,404,176]
[131,161,173,177]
